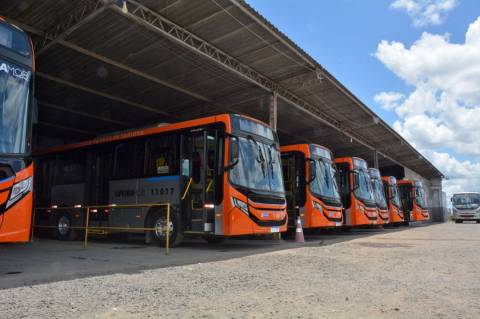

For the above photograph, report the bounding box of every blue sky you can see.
[247,0,480,196]
[247,0,478,126]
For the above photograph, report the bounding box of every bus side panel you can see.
[108,176,182,229]
[0,192,32,242]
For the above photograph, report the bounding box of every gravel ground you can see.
[1,222,479,319]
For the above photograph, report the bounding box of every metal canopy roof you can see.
[0,0,443,179]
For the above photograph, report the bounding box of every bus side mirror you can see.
[351,171,360,192]
[225,137,239,171]
[306,159,316,184]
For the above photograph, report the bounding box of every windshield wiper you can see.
[247,135,266,178]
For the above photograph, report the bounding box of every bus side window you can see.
[54,150,85,185]
[145,135,177,176]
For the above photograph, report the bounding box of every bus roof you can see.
[35,114,242,156]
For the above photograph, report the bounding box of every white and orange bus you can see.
[335,157,377,226]
[34,114,287,246]
[382,176,404,224]
[281,144,342,229]
[0,18,35,243]
[368,168,389,225]
[398,179,429,222]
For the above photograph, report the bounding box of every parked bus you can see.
[334,157,377,226]
[451,192,480,223]
[281,144,342,229]
[381,176,404,224]
[0,18,35,242]
[34,114,287,246]
[397,179,429,222]
[368,168,389,225]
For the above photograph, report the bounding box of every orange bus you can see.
[382,176,404,224]
[281,144,342,229]
[34,114,287,246]
[0,19,35,242]
[335,157,377,226]
[397,179,429,222]
[368,168,389,225]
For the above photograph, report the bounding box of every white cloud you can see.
[374,16,480,196]
[391,0,457,27]
[373,92,405,110]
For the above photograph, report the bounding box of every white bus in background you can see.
[451,192,480,223]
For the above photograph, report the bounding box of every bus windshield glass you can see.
[230,136,284,193]
[452,193,480,210]
[415,186,427,208]
[354,169,375,203]
[371,178,387,209]
[310,158,340,201]
[0,58,31,154]
[390,183,401,208]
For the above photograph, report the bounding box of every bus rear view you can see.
[281,144,342,229]
[452,193,480,223]
[0,19,35,242]
[335,157,377,226]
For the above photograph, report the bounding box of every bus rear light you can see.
[110,204,117,207]
[91,209,98,213]
[104,209,109,214]
[6,177,32,209]
[74,204,82,208]
[204,203,214,209]
[51,205,58,209]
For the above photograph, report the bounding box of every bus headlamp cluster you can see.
[6,177,33,209]
[312,201,323,213]
[233,198,249,215]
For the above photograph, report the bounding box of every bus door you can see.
[281,152,304,227]
[86,147,113,229]
[181,129,217,233]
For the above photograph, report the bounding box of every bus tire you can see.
[54,212,78,241]
[146,209,183,247]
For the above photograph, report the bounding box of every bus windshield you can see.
[371,178,387,209]
[415,186,427,208]
[310,158,340,201]
[452,194,480,210]
[230,136,284,193]
[354,169,375,203]
[0,58,31,154]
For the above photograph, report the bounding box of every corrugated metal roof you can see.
[0,0,443,179]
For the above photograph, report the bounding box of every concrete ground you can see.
[1,222,478,318]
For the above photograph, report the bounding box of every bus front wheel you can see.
[146,209,183,247]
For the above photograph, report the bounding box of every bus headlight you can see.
[312,201,323,213]
[6,177,33,209]
[232,198,249,215]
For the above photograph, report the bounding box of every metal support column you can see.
[373,150,379,169]
[269,92,278,132]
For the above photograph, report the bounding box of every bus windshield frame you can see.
[452,193,480,210]
[414,185,427,208]
[371,177,387,209]
[228,116,284,195]
[353,168,375,204]
[389,180,401,208]
[309,156,341,203]
[0,55,32,156]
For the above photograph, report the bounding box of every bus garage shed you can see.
[1,0,447,221]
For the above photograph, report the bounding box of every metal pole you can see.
[165,204,170,255]
[84,207,90,249]
[269,92,278,132]
[30,208,36,242]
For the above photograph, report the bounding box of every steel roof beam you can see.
[36,0,111,55]
[37,72,170,116]
[38,101,132,127]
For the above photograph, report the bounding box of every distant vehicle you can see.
[381,176,405,224]
[335,157,377,226]
[451,192,480,223]
[397,179,429,223]
[281,144,343,229]
[368,168,389,225]
[0,18,35,242]
[34,114,287,246]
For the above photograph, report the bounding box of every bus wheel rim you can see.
[154,218,174,239]
[58,216,70,236]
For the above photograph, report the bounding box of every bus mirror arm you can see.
[224,158,239,171]
[350,170,359,192]
[306,158,316,185]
